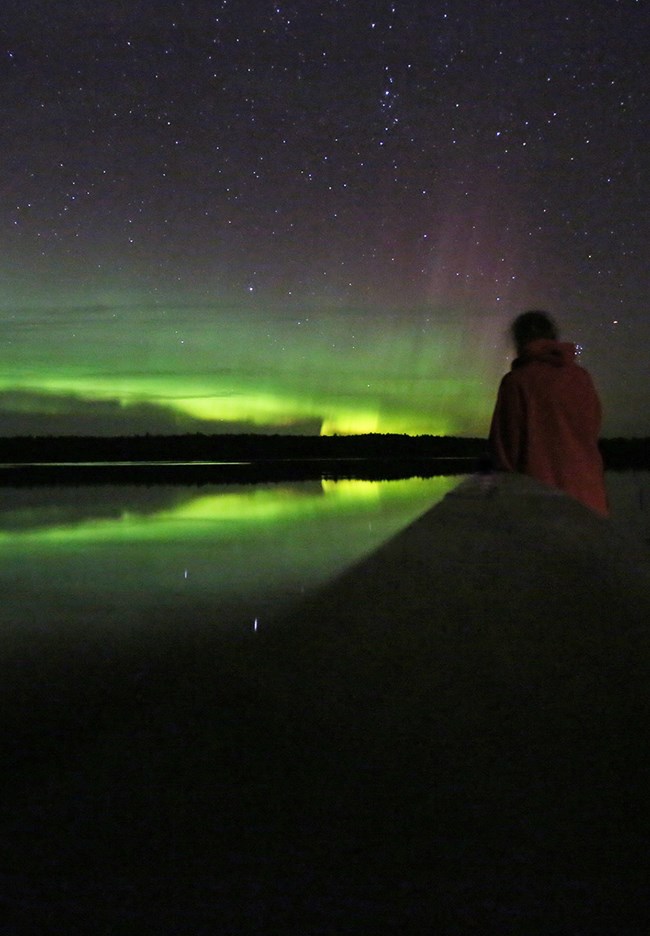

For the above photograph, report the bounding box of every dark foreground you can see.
[3,473,650,934]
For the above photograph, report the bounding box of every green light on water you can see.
[0,476,459,546]
[0,476,465,635]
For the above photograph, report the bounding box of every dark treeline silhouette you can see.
[1,433,488,464]
[0,433,488,486]
[1,432,649,466]
[598,437,650,470]
[0,434,647,488]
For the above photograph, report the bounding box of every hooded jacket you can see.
[489,338,608,515]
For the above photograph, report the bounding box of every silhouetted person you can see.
[489,310,608,515]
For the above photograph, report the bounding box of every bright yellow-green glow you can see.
[0,374,454,436]
[0,304,498,436]
[0,477,467,638]
[319,476,461,502]
[321,478,384,501]
[0,476,459,546]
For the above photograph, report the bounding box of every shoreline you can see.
[0,455,483,486]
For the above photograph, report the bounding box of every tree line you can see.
[0,433,648,468]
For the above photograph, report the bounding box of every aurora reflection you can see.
[0,476,460,641]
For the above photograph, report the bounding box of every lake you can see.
[3,468,650,933]
[0,474,463,655]
[1,470,648,655]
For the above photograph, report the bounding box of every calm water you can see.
[1,471,648,653]
[4,471,648,936]
[0,474,462,651]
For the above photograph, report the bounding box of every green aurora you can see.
[0,302,500,437]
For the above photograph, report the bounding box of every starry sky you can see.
[1,0,647,438]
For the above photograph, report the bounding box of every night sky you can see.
[1,1,647,437]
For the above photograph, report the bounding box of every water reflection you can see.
[0,475,462,641]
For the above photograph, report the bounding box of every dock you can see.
[4,472,650,932]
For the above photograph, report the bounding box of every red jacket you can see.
[489,339,608,515]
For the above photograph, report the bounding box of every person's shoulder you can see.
[498,368,516,386]
[570,362,599,391]
[501,363,528,384]
[496,368,525,398]
[568,360,595,379]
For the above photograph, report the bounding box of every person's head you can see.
[510,310,558,356]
